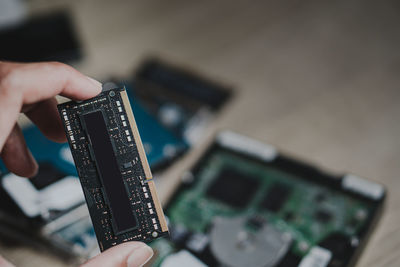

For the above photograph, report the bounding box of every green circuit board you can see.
[148,145,381,267]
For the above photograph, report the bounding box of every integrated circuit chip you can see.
[261,183,291,213]
[57,86,168,251]
[206,168,259,208]
[315,209,333,223]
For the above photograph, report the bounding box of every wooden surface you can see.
[1,0,399,266]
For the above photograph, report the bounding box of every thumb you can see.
[81,242,153,267]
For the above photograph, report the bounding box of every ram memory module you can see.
[57,85,168,251]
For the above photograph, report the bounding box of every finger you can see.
[0,255,15,267]
[0,124,38,177]
[0,61,102,149]
[81,242,153,267]
[24,98,67,143]
[0,61,102,103]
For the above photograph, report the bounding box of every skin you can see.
[0,61,153,267]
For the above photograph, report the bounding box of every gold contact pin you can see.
[120,89,168,232]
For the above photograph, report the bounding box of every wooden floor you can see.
[1,0,399,266]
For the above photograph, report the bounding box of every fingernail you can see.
[86,76,102,93]
[126,245,153,267]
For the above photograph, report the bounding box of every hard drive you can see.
[148,131,385,267]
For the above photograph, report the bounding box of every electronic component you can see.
[28,163,66,190]
[0,161,97,261]
[0,11,82,63]
[122,82,188,170]
[149,131,385,267]
[206,168,259,208]
[58,85,168,251]
[261,183,291,212]
[133,58,232,145]
[0,84,177,257]
[314,210,333,223]
[2,163,83,219]
[210,216,292,267]
[0,125,77,175]
[317,233,354,266]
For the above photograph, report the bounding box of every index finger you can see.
[0,61,102,150]
[0,61,102,104]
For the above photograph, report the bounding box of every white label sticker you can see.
[161,250,207,267]
[217,131,277,161]
[299,246,332,267]
[342,174,384,200]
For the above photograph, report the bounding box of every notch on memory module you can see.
[57,85,168,251]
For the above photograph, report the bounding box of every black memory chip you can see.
[261,183,291,212]
[82,111,138,233]
[206,168,259,208]
[58,86,168,251]
[314,209,333,223]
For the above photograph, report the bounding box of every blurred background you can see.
[0,0,399,266]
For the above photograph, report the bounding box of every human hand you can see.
[0,61,101,177]
[0,61,154,266]
[0,241,154,267]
